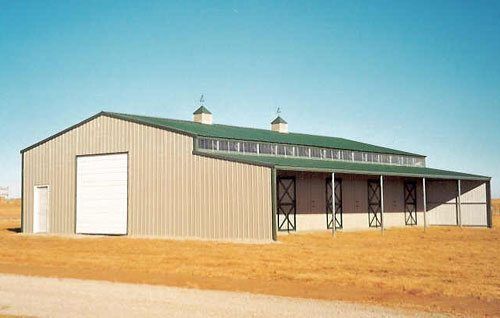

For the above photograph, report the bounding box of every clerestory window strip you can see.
[197,137,425,167]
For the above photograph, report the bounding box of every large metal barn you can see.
[21,107,492,241]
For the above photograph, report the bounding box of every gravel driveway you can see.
[0,274,441,317]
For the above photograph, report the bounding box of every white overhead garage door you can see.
[76,153,128,235]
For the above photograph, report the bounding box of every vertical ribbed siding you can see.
[23,116,273,241]
[460,180,486,203]
[459,180,487,226]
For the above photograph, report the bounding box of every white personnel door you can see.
[33,186,49,233]
[76,153,128,235]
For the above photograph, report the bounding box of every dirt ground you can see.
[0,199,499,317]
[0,273,435,318]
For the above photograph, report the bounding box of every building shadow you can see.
[7,227,21,233]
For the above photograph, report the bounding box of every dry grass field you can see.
[0,198,499,317]
[493,198,500,214]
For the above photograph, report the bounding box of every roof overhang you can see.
[194,151,490,181]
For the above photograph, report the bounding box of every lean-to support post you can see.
[457,179,462,227]
[422,177,427,231]
[271,168,277,241]
[380,175,384,234]
[331,171,335,237]
[486,180,492,228]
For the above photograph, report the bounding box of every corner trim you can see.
[20,152,24,233]
[271,168,277,241]
[486,181,492,228]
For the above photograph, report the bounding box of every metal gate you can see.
[326,178,343,229]
[404,181,417,226]
[368,180,382,227]
[277,177,296,232]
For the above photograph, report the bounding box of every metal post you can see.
[457,179,462,227]
[271,169,277,241]
[331,172,335,237]
[380,175,384,234]
[486,180,492,228]
[422,177,427,231]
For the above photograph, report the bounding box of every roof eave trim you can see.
[275,165,490,180]
[20,111,107,154]
[103,112,197,138]
[192,150,275,168]
[20,111,200,154]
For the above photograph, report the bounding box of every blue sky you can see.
[1,0,499,197]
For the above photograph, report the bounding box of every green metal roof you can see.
[271,116,287,124]
[20,111,489,180]
[193,106,212,115]
[105,112,424,157]
[196,152,489,181]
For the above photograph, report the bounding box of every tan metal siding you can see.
[460,180,487,226]
[460,181,486,203]
[23,116,272,241]
[427,180,458,225]
[427,180,457,205]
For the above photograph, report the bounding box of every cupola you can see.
[193,106,212,125]
[271,116,288,133]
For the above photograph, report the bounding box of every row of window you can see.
[197,138,426,167]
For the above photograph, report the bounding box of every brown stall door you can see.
[404,181,417,226]
[367,180,382,227]
[277,177,296,232]
[326,178,343,229]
